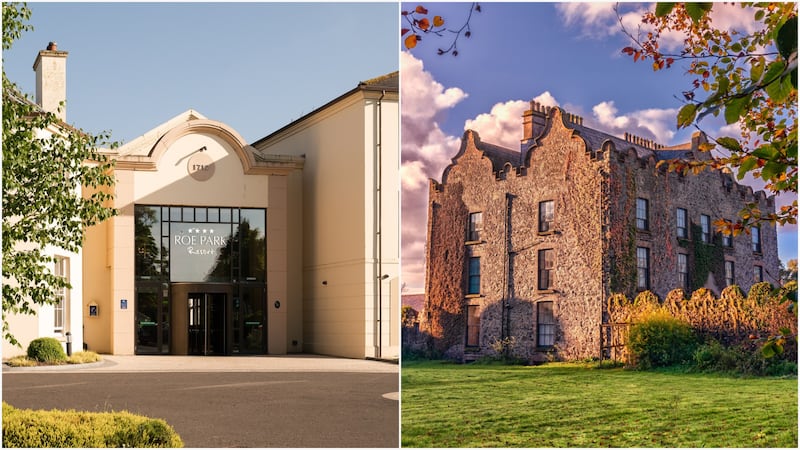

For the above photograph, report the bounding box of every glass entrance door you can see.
[187,292,227,355]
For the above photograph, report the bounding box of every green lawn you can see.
[401,361,797,447]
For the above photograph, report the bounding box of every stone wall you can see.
[423,104,782,364]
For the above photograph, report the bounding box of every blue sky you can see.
[400,2,798,291]
[3,2,398,144]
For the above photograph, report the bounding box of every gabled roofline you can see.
[251,71,398,148]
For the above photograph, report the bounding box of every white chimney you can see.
[32,41,68,122]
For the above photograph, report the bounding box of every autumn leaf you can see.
[433,15,444,27]
[405,34,418,49]
[418,17,430,31]
[415,5,428,14]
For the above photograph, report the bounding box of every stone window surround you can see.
[676,207,688,239]
[725,260,735,286]
[466,211,483,244]
[700,214,712,243]
[636,246,650,291]
[636,197,649,231]
[536,300,556,348]
[537,248,555,291]
[538,199,555,235]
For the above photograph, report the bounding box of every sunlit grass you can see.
[401,361,797,447]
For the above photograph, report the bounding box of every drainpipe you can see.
[375,90,386,359]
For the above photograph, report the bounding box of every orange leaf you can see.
[415,5,428,14]
[418,17,430,31]
[433,15,444,27]
[405,34,418,49]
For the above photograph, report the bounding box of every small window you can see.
[466,305,480,347]
[751,227,762,253]
[637,247,650,290]
[468,212,483,242]
[754,265,763,283]
[467,257,481,295]
[725,261,735,287]
[676,208,688,239]
[677,253,689,291]
[721,226,732,247]
[636,198,649,231]
[700,215,711,243]
[538,249,554,290]
[54,256,68,333]
[537,302,555,348]
[539,200,554,233]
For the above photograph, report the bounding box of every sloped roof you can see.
[115,109,207,156]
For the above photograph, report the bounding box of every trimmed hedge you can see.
[26,337,66,363]
[627,311,698,369]
[2,402,183,448]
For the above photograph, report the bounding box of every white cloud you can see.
[400,51,467,291]
[587,100,678,144]
[533,91,560,108]
[464,100,530,150]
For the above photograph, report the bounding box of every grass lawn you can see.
[401,361,797,447]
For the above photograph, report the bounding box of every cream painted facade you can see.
[4,44,399,360]
[254,73,400,360]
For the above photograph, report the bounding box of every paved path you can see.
[2,355,399,447]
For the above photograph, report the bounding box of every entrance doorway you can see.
[188,292,227,355]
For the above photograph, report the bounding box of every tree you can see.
[402,3,481,56]
[2,2,117,346]
[620,2,797,236]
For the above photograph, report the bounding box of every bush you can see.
[628,311,697,369]
[26,338,66,363]
[693,341,798,377]
[2,402,183,448]
[66,351,102,364]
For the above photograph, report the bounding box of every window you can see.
[676,208,688,239]
[636,198,649,231]
[752,227,762,253]
[754,265,763,283]
[725,261,735,287]
[537,302,555,347]
[538,200,554,233]
[466,305,480,347]
[468,212,483,242]
[53,256,68,333]
[677,253,689,291]
[538,249,554,290]
[467,257,481,295]
[637,247,650,290]
[721,227,732,247]
[700,214,711,243]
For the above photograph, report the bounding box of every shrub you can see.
[693,341,798,377]
[627,311,697,369]
[2,402,183,448]
[26,338,66,364]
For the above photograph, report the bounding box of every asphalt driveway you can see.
[2,358,398,447]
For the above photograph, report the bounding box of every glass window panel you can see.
[538,302,555,347]
[636,198,648,230]
[182,207,194,222]
[539,201,554,233]
[220,208,232,223]
[637,247,650,290]
[135,206,162,280]
[195,208,207,222]
[208,208,219,222]
[170,222,233,282]
[240,209,267,281]
[467,257,480,294]
[239,286,264,353]
[677,208,687,238]
[170,207,182,222]
[233,208,240,223]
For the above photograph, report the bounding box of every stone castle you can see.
[421,100,780,362]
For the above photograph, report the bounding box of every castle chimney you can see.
[33,41,68,121]
[521,100,550,150]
